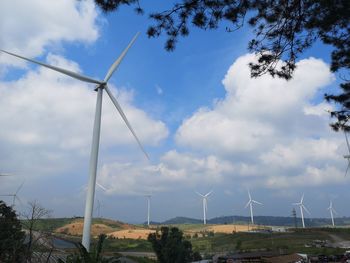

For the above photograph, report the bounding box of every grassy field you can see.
[190,228,350,255]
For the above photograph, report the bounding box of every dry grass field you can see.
[55,222,115,236]
[107,229,156,240]
[54,219,263,239]
[206,224,255,233]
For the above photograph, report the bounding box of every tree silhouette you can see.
[148,226,200,263]
[0,200,26,262]
[94,0,349,129]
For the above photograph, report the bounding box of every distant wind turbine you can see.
[344,131,350,176]
[95,200,102,218]
[293,194,311,228]
[327,200,338,227]
[145,194,152,227]
[196,190,212,225]
[245,189,262,225]
[1,32,148,251]
[0,182,24,207]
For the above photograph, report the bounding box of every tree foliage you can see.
[94,0,350,130]
[0,200,26,262]
[61,234,121,263]
[147,226,201,263]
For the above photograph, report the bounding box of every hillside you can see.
[162,215,350,227]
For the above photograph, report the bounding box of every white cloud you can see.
[173,54,345,188]
[97,150,235,195]
[0,0,99,67]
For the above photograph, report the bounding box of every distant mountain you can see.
[162,216,202,225]
[161,215,350,227]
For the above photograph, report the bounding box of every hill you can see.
[162,215,350,227]
[161,216,202,225]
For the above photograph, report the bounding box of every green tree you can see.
[61,234,120,263]
[147,226,201,263]
[94,0,349,129]
[0,200,26,262]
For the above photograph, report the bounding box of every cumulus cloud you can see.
[0,0,99,67]
[97,150,236,195]
[173,54,345,188]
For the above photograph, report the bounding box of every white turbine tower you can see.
[327,200,338,227]
[1,33,149,251]
[196,191,212,225]
[245,189,262,225]
[293,194,311,228]
[145,194,152,227]
[344,131,350,176]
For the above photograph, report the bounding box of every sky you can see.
[0,0,348,223]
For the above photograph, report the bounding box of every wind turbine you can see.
[327,200,338,227]
[245,189,262,225]
[1,32,148,251]
[145,194,152,227]
[196,190,212,225]
[0,182,24,207]
[293,194,311,228]
[344,131,350,176]
[95,200,102,218]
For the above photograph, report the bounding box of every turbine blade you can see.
[345,131,350,153]
[302,205,311,215]
[0,50,102,85]
[15,182,24,195]
[205,190,213,197]
[103,32,140,82]
[253,200,263,205]
[333,208,339,215]
[0,173,12,176]
[196,191,204,197]
[292,202,301,206]
[245,201,251,208]
[345,161,350,177]
[96,182,108,192]
[15,195,24,206]
[104,85,149,160]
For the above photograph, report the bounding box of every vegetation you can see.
[61,234,121,263]
[94,0,349,130]
[0,200,26,262]
[158,215,350,227]
[190,228,349,256]
[147,226,201,263]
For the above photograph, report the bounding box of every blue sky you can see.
[0,0,349,224]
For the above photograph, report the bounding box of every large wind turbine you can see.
[1,33,148,251]
[293,194,310,228]
[145,194,152,227]
[327,200,338,227]
[344,131,350,176]
[245,189,262,225]
[196,191,212,225]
